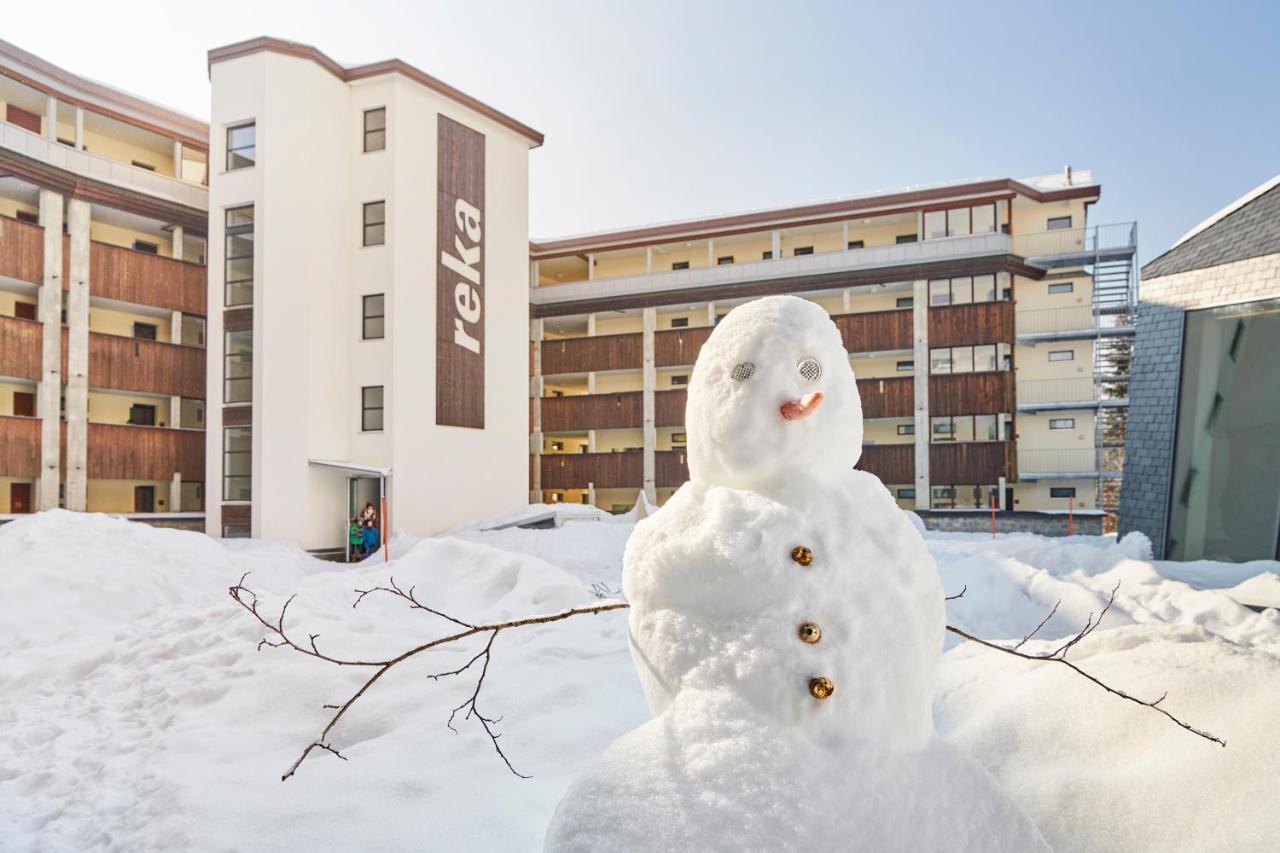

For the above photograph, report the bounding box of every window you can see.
[974,414,998,441]
[1048,282,1074,294]
[897,423,914,435]
[671,261,689,270]
[973,274,997,302]
[132,240,159,254]
[550,441,564,451]
[897,488,916,499]
[224,329,252,403]
[363,107,386,152]
[950,276,974,305]
[931,417,955,440]
[930,348,953,374]
[954,415,975,442]
[361,385,384,431]
[363,201,386,246]
[1049,487,1077,499]
[1049,418,1076,430]
[793,246,814,256]
[762,250,773,260]
[15,210,38,225]
[362,294,385,340]
[1048,350,1075,362]
[717,255,734,265]
[896,360,914,372]
[1047,215,1072,231]
[225,205,254,306]
[223,426,252,501]
[132,160,157,172]
[128,403,156,426]
[847,240,864,250]
[947,206,971,237]
[133,322,158,340]
[952,346,974,374]
[973,344,997,372]
[932,486,956,507]
[924,210,946,240]
[671,375,690,386]
[222,524,250,539]
[670,317,689,328]
[896,296,914,309]
[895,234,918,244]
[226,122,256,170]
[929,279,951,306]
[972,204,996,234]
[673,432,687,444]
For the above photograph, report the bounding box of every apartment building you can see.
[0,40,209,523]
[529,172,1138,522]
[205,38,540,549]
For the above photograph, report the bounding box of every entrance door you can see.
[13,392,35,417]
[134,486,156,513]
[10,483,32,513]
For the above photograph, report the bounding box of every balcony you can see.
[1016,377,1129,412]
[656,450,689,488]
[929,302,1015,347]
[930,372,1014,416]
[656,389,687,427]
[1016,306,1136,341]
[541,392,642,432]
[857,444,914,485]
[87,332,206,398]
[0,216,44,283]
[1015,447,1123,480]
[86,422,204,481]
[1015,222,1137,267]
[62,238,206,315]
[0,315,43,380]
[932,440,1017,483]
[858,376,913,419]
[835,309,912,352]
[655,327,713,367]
[541,450,642,490]
[0,415,41,477]
[541,333,642,375]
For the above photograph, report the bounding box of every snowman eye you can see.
[730,362,756,381]
[798,358,823,382]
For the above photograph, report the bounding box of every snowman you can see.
[545,295,1048,852]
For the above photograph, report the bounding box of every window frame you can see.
[717,255,734,265]
[670,317,690,328]
[897,487,916,499]
[896,423,914,435]
[1049,417,1076,430]
[362,201,386,247]
[224,328,253,404]
[847,240,864,250]
[362,294,386,340]
[896,296,914,309]
[1049,487,1077,499]
[1048,282,1075,294]
[363,107,386,153]
[361,385,385,432]
[132,322,158,340]
[896,359,914,372]
[224,205,255,307]
[223,425,252,502]
[792,246,814,256]
[1047,215,1073,231]
[226,122,256,171]
[1048,350,1075,362]
[671,260,690,270]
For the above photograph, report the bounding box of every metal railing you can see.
[1014,222,1137,259]
[1016,306,1136,336]
[1016,377,1131,407]
[1017,447,1126,476]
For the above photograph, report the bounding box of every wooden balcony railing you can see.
[656,388,687,427]
[834,309,912,353]
[541,450,643,489]
[62,238,206,316]
[856,444,914,485]
[0,315,43,381]
[656,449,689,488]
[929,371,1014,416]
[655,327,713,367]
[930,440,1016,484]
[541,392,643,432]
[89,332,206,398]
[0,217,44,283]
[928,302,1015,347]
[541,333,642,375]
[857,376,913,419]
[0,415,41,477]
[87,422,205,481]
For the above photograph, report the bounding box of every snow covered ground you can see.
[1,509,1277,852]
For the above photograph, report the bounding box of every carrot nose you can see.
[780,392,823,421]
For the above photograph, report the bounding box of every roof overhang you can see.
[309,459,391,477]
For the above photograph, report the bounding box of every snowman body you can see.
[545,296,1048,852]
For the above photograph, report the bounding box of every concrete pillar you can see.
[36,190,63,510]
[706,240,715,267]
[706,301,716,327]
[65,198,91,512]
[529,318,544,503]
[74,107,84,150]
[172,225,184,261]
[997,475,1008,511]
[586,313,597,336]
[771,229,781,259]
[912,279,931,508]
[842,222,849,248]
[916,210,924,240]
[586,253,594,281]
[642,306,657,505]
[170,472,182,513]
[529,259,539,287]
[645,246,653,274]
[842,288,852,314]
[587,430,597,452]
[172,140,183,179]
[587,482,597,508]
[44,95,57,140]
[170,310,183,345]
[587,371,596,394]
[169,396,181,430]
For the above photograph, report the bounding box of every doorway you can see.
[10,483,32,513]
[134,486,156,513]
[347,476,385,562]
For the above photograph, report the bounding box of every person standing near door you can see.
[349,516,365,562]
[362,519,380,556]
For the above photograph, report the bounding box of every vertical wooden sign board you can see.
[436,115,486,428]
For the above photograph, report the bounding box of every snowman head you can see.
[685,295,863,496]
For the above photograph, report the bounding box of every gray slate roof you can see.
[1143,183,1280,279]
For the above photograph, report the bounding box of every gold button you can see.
[809,676,834,700]
[791,545,814,566]
[798,623,822,644]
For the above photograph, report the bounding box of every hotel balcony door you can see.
[13,391,34,417]
[134,486,156,513]
[10,483,32,513]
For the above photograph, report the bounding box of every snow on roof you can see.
[1173,173,1280,249]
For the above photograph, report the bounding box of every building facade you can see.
[528,172,1137,521]
[205,38,540,549]
[1121,175,1280,561]
[0,40,209,524]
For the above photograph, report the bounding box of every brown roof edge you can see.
[207,36,544,148]
[529,180,1100,258]
[0,38,209,149]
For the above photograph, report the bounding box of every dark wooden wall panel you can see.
[929,372,1013,416]
[66,239,207,316]
[930,441,1015,484]
[0,316,43,381]
[0,217,44,283]
[87,423,205,481]
[655,389,687,427]
[655,449,689,488]
[0,415,41,477]
[857,376,913,419]
[928,302,1015,347]
[655,327,713,367]
[541,333,642,375]
[86,333,207,399]
[223,406,252,426]
[541,392,643,432]
[222,504,251,525]
[541,450,643,489]
[856,444,914,485]
[834,309,912,353]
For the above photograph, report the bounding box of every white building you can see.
[205,38,542,550]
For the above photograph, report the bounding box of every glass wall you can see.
[1167,299,1280,561]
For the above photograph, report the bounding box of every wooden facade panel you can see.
[656,449,689,488]
[87,423,205,481]
[541,392,643,432]
[222,504,251,525]
[857,376,913,419]
[0,415,41,478]
[541,333,642,375]
[88,333,207,399]
[656,389,688,427]
[834,309,912,353]
[928,302,1015,347]
[655,327,713,367]
[0,217,44,283]
[222,406,252,426]
[856,444,914,485]
[541,451,643,490]
[64,239,207,316]
[930,441,1015,484]
[223,307,253,332]
[0,316,43,381]
[929,372,1014,416]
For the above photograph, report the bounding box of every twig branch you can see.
[944,585,967,602]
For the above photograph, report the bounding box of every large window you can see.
[224,329,252,402]
[362,385,384,431]
[223,426,252,501]
[363,201,386,247]
[1047,215,1073,231]
[226,122,255,170]
[225,205,254,306]
[363,108,386,152]
[930,414,999,443]
[929,344,1007,374]
[362,294,385,340]
[924,202,1003,240]
[1167,299,1280,561]
[928,275,1003,306]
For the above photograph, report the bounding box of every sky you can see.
[6,0,1279,264]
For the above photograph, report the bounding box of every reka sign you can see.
[437,115,486,428]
